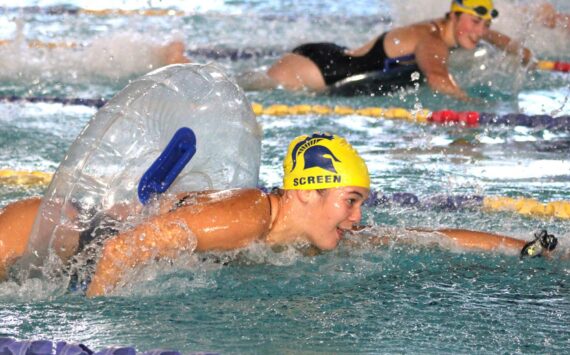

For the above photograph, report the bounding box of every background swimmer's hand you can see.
[535,2,558,28]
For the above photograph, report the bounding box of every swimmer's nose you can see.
[348,206,362,223]
[474,22,487,37]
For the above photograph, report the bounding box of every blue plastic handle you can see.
[138,127,197,205]
[383,54,416,72]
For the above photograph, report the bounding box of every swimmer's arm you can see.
[86,189,271,297]
[0,197,42,281]
[350,226,526,251]
[433,229,527,251]
[85,217,197,297]
[414,37,470,101]
[483,30,533,66]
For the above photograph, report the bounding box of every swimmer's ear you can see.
[294,189,314,204]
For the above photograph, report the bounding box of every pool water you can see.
[0,0,569,353]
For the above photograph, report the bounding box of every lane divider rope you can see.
[1,38,569,71]
[2,169,568,220]
[0,6,184,16]
[1,95,568,130]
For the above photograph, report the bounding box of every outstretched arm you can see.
[353,226,527,252]
[414,35,470,101]
[353,226,558,258]
[435,228,526,251]
[483,30,533,66]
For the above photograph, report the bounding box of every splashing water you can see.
[0,0,569,353]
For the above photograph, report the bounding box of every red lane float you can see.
[429,110,480,127]
[553,61,570,73]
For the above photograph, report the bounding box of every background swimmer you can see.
[0,21,190,82]
[393,0,569,59]
[257,0,532,100]
[0,133,558,297]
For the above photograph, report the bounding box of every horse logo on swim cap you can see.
[450,0,498,21]
[283,133,370,190]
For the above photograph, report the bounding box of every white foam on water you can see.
[0,31,182,82]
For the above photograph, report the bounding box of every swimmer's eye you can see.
[347,198,362,207]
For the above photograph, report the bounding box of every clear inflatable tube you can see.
[15,63,262,278]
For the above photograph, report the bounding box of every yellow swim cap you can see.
[450,0,498,20]
[283,133,370,190]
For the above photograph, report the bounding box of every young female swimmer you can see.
[259,0,533,100]
[0,133,558,297]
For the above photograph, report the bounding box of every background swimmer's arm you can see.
[483,30,533,66]
[86,189,271,297]
[414,37,470,101]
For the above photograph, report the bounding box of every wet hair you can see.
[445,12,463,20]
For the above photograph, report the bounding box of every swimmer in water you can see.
[0,133,559,297]
[0,33,190,73]
[243,0,533,100]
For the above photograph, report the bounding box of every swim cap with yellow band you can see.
[450,0,498,20]
[283,133,370,190]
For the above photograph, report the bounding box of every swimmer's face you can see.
[306,186,369,250]
[453,13,491,49]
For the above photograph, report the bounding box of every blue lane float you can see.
[430,110,570,130]
[186,47,283,61]
[0,95,106,108]
[0,5,82,15]
[478,112,570,130]
[364,191,485,210]
[0,337,215,355]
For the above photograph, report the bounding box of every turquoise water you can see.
[1,0,569,353]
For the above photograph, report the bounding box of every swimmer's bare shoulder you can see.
[384,20,445,55]
[170,188,273,251]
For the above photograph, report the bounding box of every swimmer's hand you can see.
[520,229,558,259]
